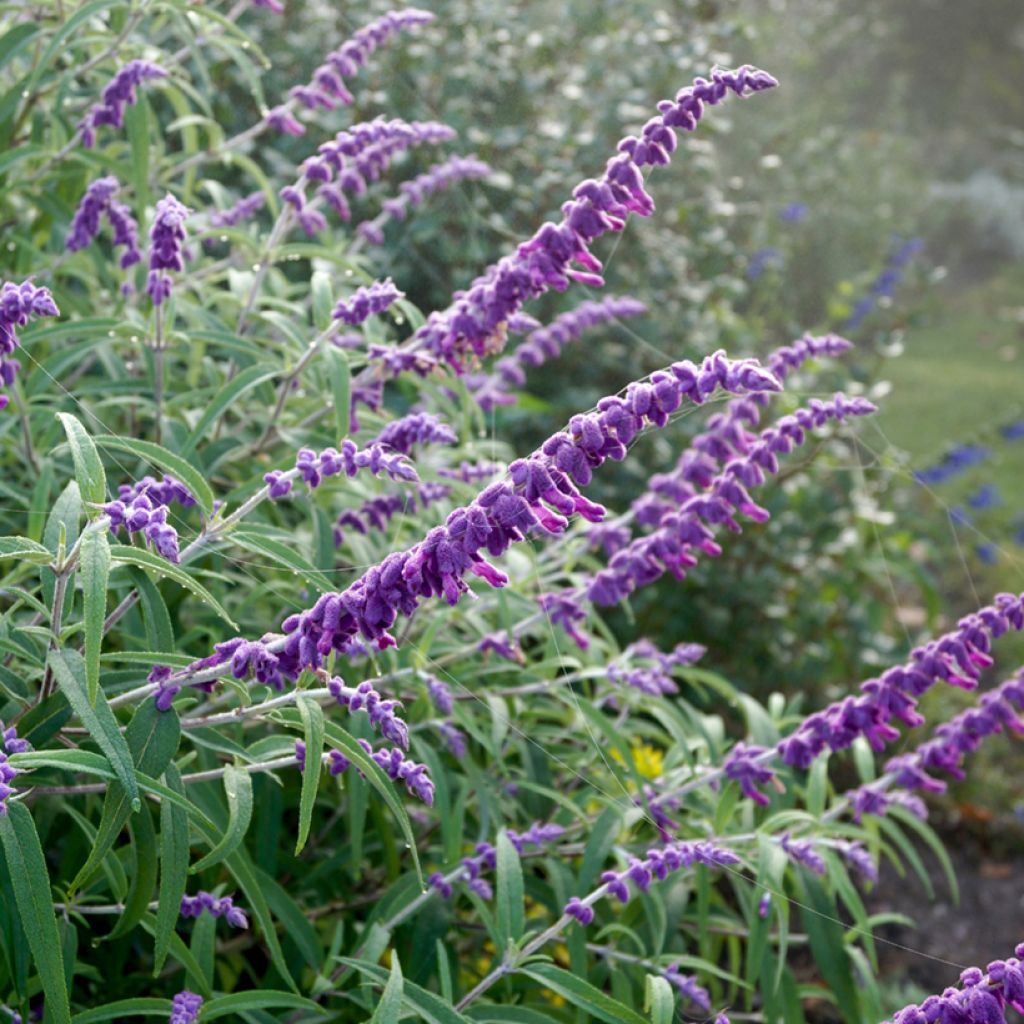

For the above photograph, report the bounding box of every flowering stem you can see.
[236,206,292,337]
[11,384,38,473]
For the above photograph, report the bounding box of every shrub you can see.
[0,4,1020,1024]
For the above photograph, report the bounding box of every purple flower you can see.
[0,280,59,411]
[334,483,450,546]
[1002,420,1024,441]
[66,177,119,252]
[438,721,467,759]
[505,822,565,853]
[723,743,776,805]
[102,494,182,563]
[328,677,409,748]
[778,594,1024,778]
[374,412,457,454]
[747,246,782,280]
[0,753,18,815]
[79,60,166,148]
[663,964,711,1012]
[210,191,265,229]
[367,745,434,804]
[179,891,248,928]
[758,893,771,918]
[266,440,418,502]
[779,832,827,875]
[149,351,781,697]
[170,991,203,1024]
[780,202,809,223]
[409,66,776,373]
[119,474,195,508]
[146,194,190,305]
[477,630,522,663]
[845,235,923,330]
[266,104,304,136]
[914,443,990,486]
[565,839,740,924]
[285,9,434,120]
[251,0,283,11]
[333,278,405,326]
[357,154,491,240]
[424,674,454,714]
[473,296,647,410]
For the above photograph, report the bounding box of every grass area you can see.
[873,264,1024,593]
[873,265,1024,817]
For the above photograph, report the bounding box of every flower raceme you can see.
[332,278,405,326]
[408,66,778,374]
[79,59,166,149]
[66,177,142,268]
[179,891,248,929]
[718,592,1024,805]
[885,945,1024,1024]
[263,439,418,499]
[357,154,492,245]
[0,280,60,411]
[146,194,190,306]
[148,351,781,703]
[294,737,434,805]
[284,8,434,121]
[169,991,203,1024]
[472,295,649,411]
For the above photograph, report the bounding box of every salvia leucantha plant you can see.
[0,4,1019,1024]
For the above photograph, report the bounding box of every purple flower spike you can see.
[367,745,434,804]
[101,493,182,563]
[723,743,777,805]
[79,60,166,148]
[424,674,454,714]
[284,9,434,122]
[149,351,780,693]
[210,191,265,229]
[358,154,491,240]
[66,177,119,252]
[408,67,776,373]
[170,991,203,1024]
[374,412,457,455]
[328,676,409,749]
[332,278,404,325]
[180,891,248,928]
[565,897,594,925]
[146,194,190,306]
[474,296,648,410]
[0,753,18,815]
[0,280,59,411]
[664,964,712,1012]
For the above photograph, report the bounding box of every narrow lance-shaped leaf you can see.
[191,764,253,873]
[56,412,107,505]
[109,544,237,628]
[154,763,189,975]
[0,803,72,1024]
[295,695,325,855]
[48,649,140,811]
[80,526,110,705]
[495,830,524,949]
[327,346,351,441]
[369,953,404,1024]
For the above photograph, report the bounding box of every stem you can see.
[152,308,164,444]
[236,206,292,337]
[253,329,330,452]
[12,385,38,473]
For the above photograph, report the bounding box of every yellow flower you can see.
[611,741,665,780]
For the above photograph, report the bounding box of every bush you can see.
[0,4,1022,1024]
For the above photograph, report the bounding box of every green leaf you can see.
[0,23,40,74]
[311,269,334,332]
[107,800,157,940]
[519,965,647,1024]
[154,764,189,975]
[56,413,107,506]
[191,764,253,872]
[80,528,111,705]
[0,536,53,563]
[10,749,116,779]
[337,958,473,1024]
[180,363,278,456]
[495,830,524,949]
[93,435,214,518]
[202,991,326,1020]
[109,545,237,627]
[645,974,674,1024]
[229,528,333,593]
[71,999,172,1023]
[465,1009,562,1024]
[369,954,404,1024]
[48,649,140,811]
[327,346,351,441]
[0,803,71,1024]
[295,695,325,855]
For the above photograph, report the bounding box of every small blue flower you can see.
[779,202,808,223]
[968,484,1001,509]
[976,542,998,565]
